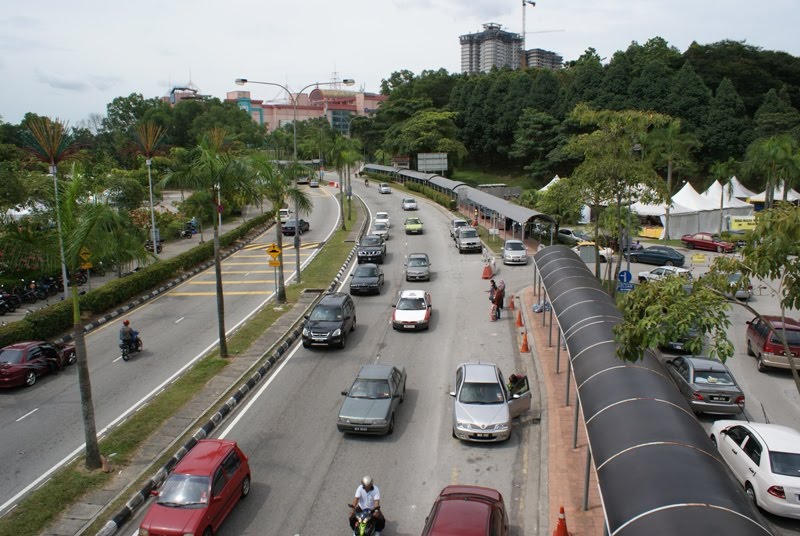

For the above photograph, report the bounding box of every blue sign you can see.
[618,270,632,283]
[617,282,635,292]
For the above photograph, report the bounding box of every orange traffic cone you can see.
[553,506,571,536]
[516,310,523,327]
[482,264,493,279]
[508,294,515,311]
[520,332,529,353]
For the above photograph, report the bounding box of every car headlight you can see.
[302,327,310,337]
[137,530,149,536]
[494,423,510,432]
[456,420,471,429]
[332,328,342,337]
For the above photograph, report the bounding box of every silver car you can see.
[401,197,418,210]
[501,239,529,265]
[450,363,531,442]
[664,356,745,415]
[405,253,431,282]
[338,364,406,435]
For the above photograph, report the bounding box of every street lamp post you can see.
[146,158,158,258]
[50,164,70,301]
[235,77,355,284]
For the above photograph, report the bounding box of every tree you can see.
[382,110,467,166]
[327,135,360,230]
[709,158,740,235]
[533,178,583,225]
[701,78,754,166]
[509,110,561,181]
[132,122,166,250]
[162,128,254,358]
[644,119,699,239]
[753,87,800,140]
[743,135,798,208]
[249,155,312,302]
[666,61,712,133]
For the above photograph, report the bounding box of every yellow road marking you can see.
[186,280,277,285]
[170,291,275,296]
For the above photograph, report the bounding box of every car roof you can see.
[428,485,503,535]
[376,211,389,216]
[3,341,46,350]
[504,239,523,245]
[399,289,427,299]
[741,422,800,452]
[357,364,400,380]
[174,439,236,475]
[452,218,467,224]
[460,362,499,383]
[409,253,429,259]
[759,315,800,329]
[682,356,728,372]
[319,292,350,305]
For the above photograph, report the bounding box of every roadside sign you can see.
[79,247,91,261]
[618,270,632,283]
[268,259,281,267]
[267,243,281,259]
[80,262,93,270]
[691,253,707,264]
[617,282,635,292]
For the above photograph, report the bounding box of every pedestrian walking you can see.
[494,281,505,320]
[488,279,498,322]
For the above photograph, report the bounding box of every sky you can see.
[2,0,799,127]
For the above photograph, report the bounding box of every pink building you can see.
[226,88,386,134]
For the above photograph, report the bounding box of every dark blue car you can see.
[625,245,685,267]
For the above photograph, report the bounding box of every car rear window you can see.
[768,328,800,346]
[769,451,800,477]
[0,349,24,364]
[692,370,734,386]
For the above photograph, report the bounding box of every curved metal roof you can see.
[533,246,771,536]
[398,168,437,182]
[429,175,468,192]
[461,186,555,225]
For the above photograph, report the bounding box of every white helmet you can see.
[361,475,373,487]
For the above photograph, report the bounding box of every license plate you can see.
[475,433,491,438]
[354,427,368,432]
[403,325,415,329]
[313,338,327,342]
[709,396,726,402]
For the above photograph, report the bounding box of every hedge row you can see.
[404,181,457,210]
[0,213,273,347]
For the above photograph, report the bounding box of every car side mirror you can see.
[350,274,354,277]
[212,495,223,504]
[745,321,751,326]
[449,391,456,397]
[150,489,159,497]
[511,393,520,399]
[392,304,397,308]
[720,429,729,436]
[304,315,310,320]
[341,390,348,396]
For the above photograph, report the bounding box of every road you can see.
[0,186,340,512]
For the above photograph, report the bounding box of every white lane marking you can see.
[15,408,39,422]
[113,355,123,363]
[175,317,185,324]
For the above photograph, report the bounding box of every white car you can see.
[572,242,613,263]
[375,211,391,228]
[401,198,418,211]
[638,266,692,283]
[501,239,529,265]
[379,183,391,194]
[709,421,800,519]
[391,289,431,331]
[372,222,390,241]
[278,208,292,223]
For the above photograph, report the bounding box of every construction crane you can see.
[521,1,564,68]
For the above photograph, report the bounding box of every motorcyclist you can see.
[349,475,384,534]
[364,177,369,187]
[119,319,137,350]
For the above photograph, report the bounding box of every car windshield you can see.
[376,212,388,219]
[506,242,524,251]
[769,328,800,346]
[380,184,388,188]
[284,220,297,226]
[692,370,735,386]
[0,348,24,364]
[406,219,421,225]
[355,266,378,277]
[459,382,504,404]
[460,229,478,238]
[408,257,428,267]
[403,198,415,204]
[362,236,382,246]
[157,474,210,507]
[769,451,800,477]
[397,297,426,310]
[309,306,342,321]
[373,224,388,232]
[348,379,391,399]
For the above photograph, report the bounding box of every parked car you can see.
[401,197,418,210]
[556,228,591,246]
[296,175,310,185]
[378,183,391,194]
[404,253,431,282]
[374,211,391,228]
[278,208,292,223]
[572,241,613,263]
[663,356,745,415]
[421,485,509,536]
[745,315,800,372]
[709,421,800,519]
[392,289,432,331]
[0,341,76,388]
[681,232,735,253]
[456,227,481,253]
[372,222,390,241]
[638,266,692,283]
[281,219,309,236]
[626,245,685,266]
[302,293,356,349]
[349,263,384,295]
[357,235,386,264]
[450,218,469,239]
[138,439,251,536]
[309,177,320,188]
[450,363,531,442]
[727,271,753,301]
[337,364,406,435]
[404,217,424,235]
[660,322,702,354]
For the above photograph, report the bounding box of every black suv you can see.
[302,293,357,349]
[357,235,386,264]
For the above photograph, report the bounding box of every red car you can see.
[680,232,735,253]
[0,341,76,388]
[745,315,800,372]
[139,439,250,536]
[421,485,509,536]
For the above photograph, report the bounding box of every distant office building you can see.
[460,23,523,74]
[525,48,563,70]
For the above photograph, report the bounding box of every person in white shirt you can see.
[349,475,385,533]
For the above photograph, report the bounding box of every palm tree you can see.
[645,119,699,240]
[249,154,312,303]
[709,158,739,235]
[132,122,166,254]
[327,135,359,230]
[744,135,797,209]
[162,128,254,358]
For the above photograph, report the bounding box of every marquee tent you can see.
[728,176,757,199]
[748,181,800,203]
[700,180,754,209]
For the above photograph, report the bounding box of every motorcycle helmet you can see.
[361,475,372,487]
[123,319,130,326]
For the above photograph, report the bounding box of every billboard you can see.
[417,152,448,173]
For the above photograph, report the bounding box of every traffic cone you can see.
[508,294,515,311]
[482,264,493,279]
[520,332,529,353]
[552,506,571,536]
[516,310,523,327]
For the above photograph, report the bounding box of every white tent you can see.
[748,181,800,203]
[729,176,757,199]
[673,182,721,211]
[701,180,754,209]
[539,175,560,192]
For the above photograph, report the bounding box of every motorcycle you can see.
[145,240,163,253]
[348,504,380,536]
[0,286,21,309]
[120,331,143,361]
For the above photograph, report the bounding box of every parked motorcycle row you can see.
[0,269,90,314]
